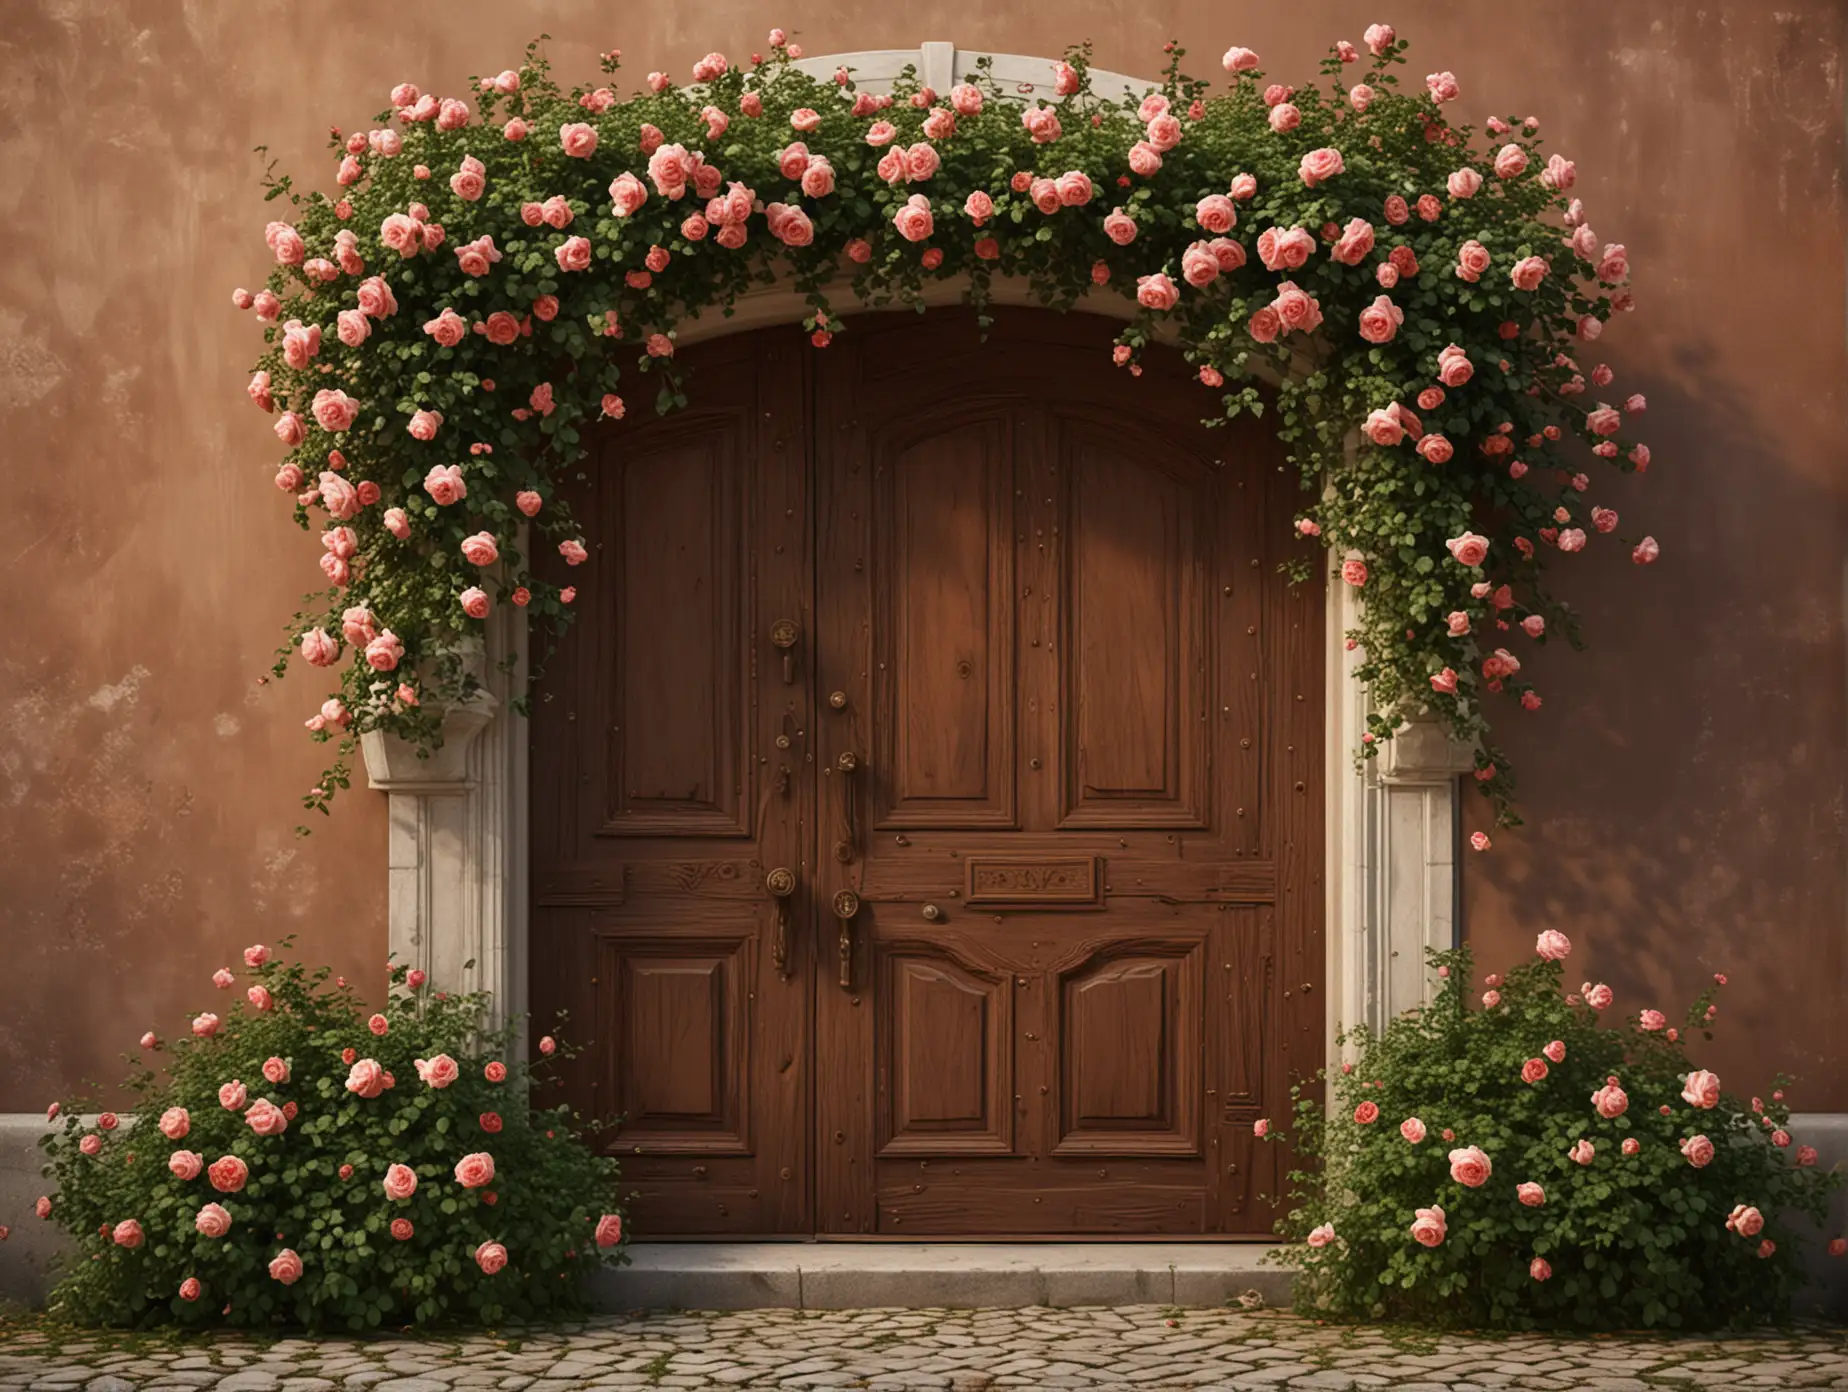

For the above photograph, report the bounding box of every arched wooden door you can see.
[531,309,1323,1238]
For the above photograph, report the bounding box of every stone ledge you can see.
[587,1242,1294,1312]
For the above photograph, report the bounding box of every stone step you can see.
[587,1242,1296,1311]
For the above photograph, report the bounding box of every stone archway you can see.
[358,44,1476,1129]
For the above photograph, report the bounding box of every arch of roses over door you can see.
[237,31,1656,1050]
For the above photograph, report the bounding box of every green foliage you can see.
[1270,944,1837,1329]
[36,942,624,1331]
[249,32,1652,831]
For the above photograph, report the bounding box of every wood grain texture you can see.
[533,309,1321,1236]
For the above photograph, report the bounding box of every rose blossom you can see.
[1446,532,1489,568]
[1298,147,1344,187]
[423,464,466,505]
[208,1155,249,1193]
[1454,239,1491,283]
[1521,1058,1550,1085]
[1353,1101,1380,1125]
[169,1150,204,1181]
[1727,1204,1765,1237]
[1569,1139,1596,1166]
[1592,1081,1629,1118]
[455,1151,496,1188]
[1256,225,1315,271]
[269,1248,303,1285]
[1358,295,1402,345]
[159,1106,191,1140]
[1638,1008,1667,1032]
[245,1098,289,1136]
[1510,255,1549,291]
[383,1163,418,1200]
[1330,218,1374,266]
[1410,1205,1446,1248]
[1517,1182,1546,1207]
[1682,1069,1721,1109]
[218,1079,248,1111]
[475,1240,509,1274]
[195,1202,232,1238]
[485,1061,508,1083]
[345,1058,386,1099]
[1448,1146,1492,1188]
[1535,929,1572,960]
[1103,209,1138,245]
[415,1054,460,1089]
[1136,273,1179,312]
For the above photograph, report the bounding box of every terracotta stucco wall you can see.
[1,1,1842,1110]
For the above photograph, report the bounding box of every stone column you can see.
[1327,577,1477,1060]
[359,611,528,1037]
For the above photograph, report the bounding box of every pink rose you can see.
[1128,141,1163,177]
[1363,407,1406,447]
[1543,1043,1568,1069]
[455,1151,497,1189]
[1682,1070,1722,1109]
[459,587,490,619]
[1195,195,1237,235]
[554,235,593,272]
[1358,295,1402,345]
[1493,144,1529,179]
[1145,113,1182,151]
[1534,929,1572,960]
[1252,1118,1271,1138]
[1529,1257,1552,1282]
[1569,1139,1596,1166]
[1306,1223,1336,1249]
[423,464,466,506]
[1298,147,1344,187]
[1417,433,1453,464]
[345,1058,386,1099]
[460,532,500,568]
[1136,273,1180,312]
[892,194,934,243]
[1521,1058,1549,1085]
[475,1240,509,1274]
[245,1098,288,1136]
[259,1057,291,1088]
[609,172,648,218]
[1637,1008,1668,1032]
[158,1106,191,1140]
[1353,1101,1380,1125]
[415,1053,460,1089]
[1727,1204,1765,1238]
[169,1150,204,1181]
[1256,225,1316,272]
[1633,536,1660,565]
[1248,307,1282,344]
[1592,1082,1629,1119]
[383,1163,418,1201]
[1271,281,1323,334]
[1410,1205,1447,1248]
[1446,532,1489,568]
[1510,255,1549,291]
[557,539,589,567]
[1181,243,1221,289]
[1364,23,1396,56]
[1268,103,1300,133]
[1425,70,1460,103]
[1330,218,1374,266]
[1400,1117,1426,1144]
[208,1155,249,1193]
[407,408,444,442]
[34,1196,51,1219]
[1448,1146,1492,1188]
[383,508,411,540]
[1517,1182,1546,1207]
[592,1213,624,1248]
[1021,106,1062,144]
[1055,171,1092,206]
[1446,167,1483,200]
[192,1011,221,1037]
[269,1248,303,1285]
[559,121,599,159]
[1542,153,1577,189]
[1209,238,1246,272]
[1454,240,1491,283]
[247,985,272,1012]
[454,234,501,278]
[195,1203,231,1238]
[79,1134,101,1156]
[112,1219,145,1249]
[423,307,466,346]
[1103,209,1138,246]
[1341,557,1368,588]
[1221,46,1260,72]
[218,1080,248,1112]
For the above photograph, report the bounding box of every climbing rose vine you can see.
[241,28,1654,828]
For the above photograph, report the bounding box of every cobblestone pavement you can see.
[3,1307,1848,1391]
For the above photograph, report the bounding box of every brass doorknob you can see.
[921,903,942,922]
[836,751,858,773]
[770,619,800,684]
[829,690,849,709]
[766,867,796,980]
[766,867,795,898]
[831,890,859,990]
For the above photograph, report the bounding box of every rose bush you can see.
[242,27,1653,833]
[1264,938,1839,1329]
[33,943,625,1330]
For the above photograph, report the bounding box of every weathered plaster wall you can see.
[0,1,1842,1110]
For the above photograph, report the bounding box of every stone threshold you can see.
[586,1242,1295,1312]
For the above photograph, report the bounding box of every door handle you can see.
[766,867,796,979]
[770,618,800,684]
[831,889,860,990]
[833,751,859,863]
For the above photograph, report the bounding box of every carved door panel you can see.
[813,311,1323,1236]
[530,331,814,1235]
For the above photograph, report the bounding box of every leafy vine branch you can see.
[240,26,1654,835]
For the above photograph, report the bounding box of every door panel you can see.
[533,308,1322,1239]
[813,310,1323,1236]
[530,331,813,1235]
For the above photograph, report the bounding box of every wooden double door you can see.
[532,309,1323,1237]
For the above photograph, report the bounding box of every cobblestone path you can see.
[3,1307,1847,1391]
